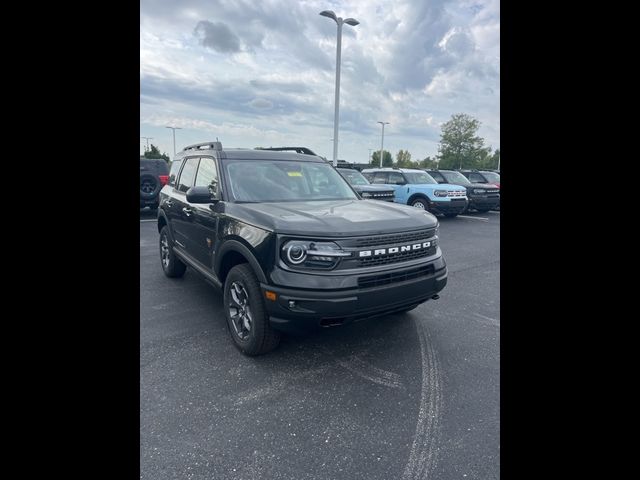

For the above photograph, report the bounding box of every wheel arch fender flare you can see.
[215,239,268,284]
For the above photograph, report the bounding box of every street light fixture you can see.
[165,126,182,160]
[320,10,359,167]
[377,122,389,168]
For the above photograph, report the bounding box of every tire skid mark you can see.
[402,322,443,480]
[334,354,404,389]
[230,349,404,407]
[473,312,500,327]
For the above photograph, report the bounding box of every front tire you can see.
[410,197,429,210]
[224,264,281,356]
[159,226,187,278]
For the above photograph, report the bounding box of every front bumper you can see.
[430,198,468,215]
[468,195,500,210]
[261,260,447,333]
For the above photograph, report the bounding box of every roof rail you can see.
[255,146,318,156]
[182,141,223,152]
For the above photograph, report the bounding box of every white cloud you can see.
[140,0,499,160]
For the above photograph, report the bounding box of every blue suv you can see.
[362,168,468,217]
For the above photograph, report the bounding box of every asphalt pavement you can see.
[140,208,500,480]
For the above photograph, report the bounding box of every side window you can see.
[168,160,183,187]
[388,172,405,184]
[177,157,199,193]
[372,172,388,184]
[469,173,486,183]
[362,172,374,182]
[194,157,219,196]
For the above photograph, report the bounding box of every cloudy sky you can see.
[140,0,499,162]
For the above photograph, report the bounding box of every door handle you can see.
[182,207,193,216]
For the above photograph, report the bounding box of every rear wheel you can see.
[224,264,281,356]
[159,226,186,278]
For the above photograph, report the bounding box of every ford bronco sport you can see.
[157,142,448,355]
[361,168,468,217]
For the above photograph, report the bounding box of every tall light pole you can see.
[165,126,182,160]
[320,10,359,167]
[141,137,153,153]
[377,122,389,168]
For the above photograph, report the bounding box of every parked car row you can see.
[142,149,500,218]
[426,169,500,212]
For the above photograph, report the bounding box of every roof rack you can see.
[255,146,318,156]
[183,141,223,152]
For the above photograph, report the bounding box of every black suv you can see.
[157,142,448,355]
[337,168,394,201]
[426,169,500,212]
[140,158,169,210]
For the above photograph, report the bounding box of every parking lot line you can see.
[457,215,489,221]
[140,219,156,223]
[486,211,500,215]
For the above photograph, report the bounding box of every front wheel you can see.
[224,264,281,356]
[410,198,429,210]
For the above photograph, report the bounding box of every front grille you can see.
[447,190,466,197]
[366,191,394,198]
[358,264,435,289]
[354,228,435,248]
[356,246,437,267]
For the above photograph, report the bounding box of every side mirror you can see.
[186,186,217,204]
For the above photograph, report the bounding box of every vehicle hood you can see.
[225,200,437,236]
[466,183,500,191]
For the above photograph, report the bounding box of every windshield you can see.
[442,171,472,185]
[338,169,370,186]
[223,160,358,202]
[481,171,500,182]
[403,171,438,185]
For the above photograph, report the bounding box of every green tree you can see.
[488,149,500,170]
[418,156,439,169]
[437,113,491,170]
[371,150,393,167]
[395,149,413,168]
[143,144,170,163]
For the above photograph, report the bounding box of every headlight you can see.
[361,192,373,198]
[473,189,486,194]
[433,190,448,197]
[281,240,351,269]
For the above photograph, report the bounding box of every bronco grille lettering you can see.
[359,241,432,258]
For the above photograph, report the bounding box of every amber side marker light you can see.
[265,291,277,301]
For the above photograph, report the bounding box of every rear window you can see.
[140,158,169,175]
[168,160,183,187]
